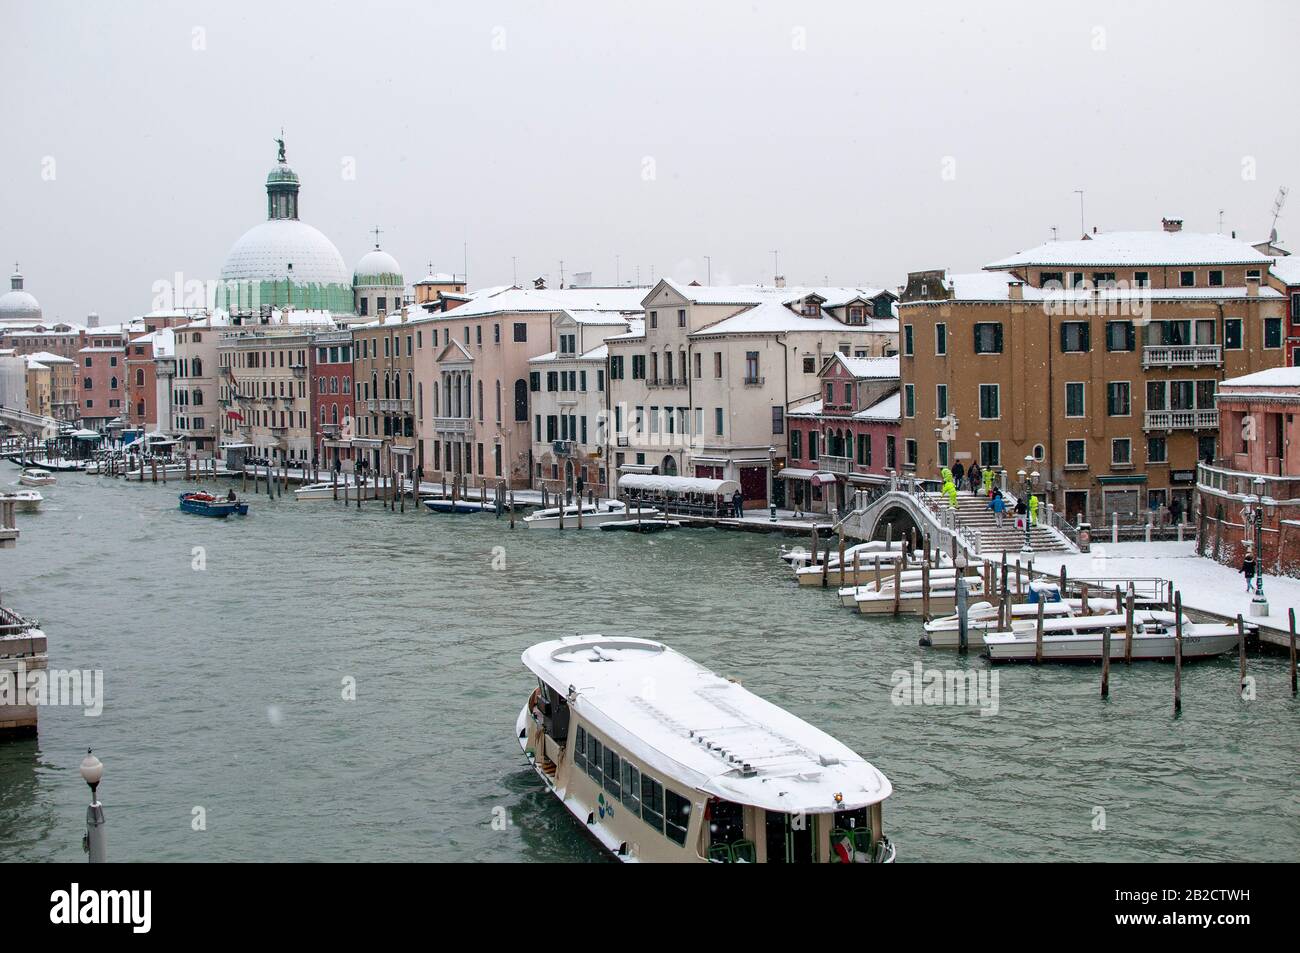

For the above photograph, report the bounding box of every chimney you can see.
[1246,275,1260,297]
[1162,217,1183,233]
[1008,280,1024,301]
[86,312,99,328]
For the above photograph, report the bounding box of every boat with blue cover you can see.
[178,491,248,518]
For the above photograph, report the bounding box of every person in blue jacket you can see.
[988,488,1007,527]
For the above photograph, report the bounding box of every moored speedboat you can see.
[519,635,896,863]
[598,518,679,533]
[422,497,491,514]
[293,477,391,501]
[921,597,1116,648]
[19,468,55,487]
[521,500,658,529]
[982,611,1244,662]
[178,491,249,517]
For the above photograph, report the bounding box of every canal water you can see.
[1,471,1297,862]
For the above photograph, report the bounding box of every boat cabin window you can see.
[765,811,816,864]
[641,776,665,832]
[707,799,745,847]
[602,747,622,799]
[537,680,570,743]
[620,761,641,814]
[664,790,692,846]
[587,735,603,783]
[574,726,588,772]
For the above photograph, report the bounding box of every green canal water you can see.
[1,471,1297,862]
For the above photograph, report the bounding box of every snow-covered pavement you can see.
[1028,540,1300,645]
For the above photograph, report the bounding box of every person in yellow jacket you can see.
[1028,494,1039,526]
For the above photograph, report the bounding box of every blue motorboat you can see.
[422,497,489,514]
[179,491,249,518]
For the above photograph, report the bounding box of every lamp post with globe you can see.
[80,749,107,863]
[1249,475,1270,617]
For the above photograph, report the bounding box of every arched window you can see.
[476,380,483,421]
[407,372,413,407]
[386,373,393,400]
[135,369,144,386]
[514,379,528,422]
[192,357,202,377]
[110,376,117,390]
[371,372,378,401]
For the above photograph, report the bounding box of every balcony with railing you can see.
[1143,408,1219,431]
[367,398,413,414]
[743,376,765,387]
[819,454,852,476]
[434,416,470,434]
[1141,345,1222,369]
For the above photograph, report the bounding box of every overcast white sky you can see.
[2,0,1298,322]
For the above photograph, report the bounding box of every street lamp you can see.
[79,749,107,863]
[1250,475,1270,616]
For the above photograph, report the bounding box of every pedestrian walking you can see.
[1242,546,1257,592]
[989,489,1006,528]
[732,489,744,519]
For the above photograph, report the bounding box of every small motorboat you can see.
[423,497,491,514]
[19,468,55,487]
[982,611,1246,662]
[11,489,43,512]
[522,500,659,529]
[598,518,679,533]
[178,491,248,518]
[921,597,1117,648]
[294,477,391,501]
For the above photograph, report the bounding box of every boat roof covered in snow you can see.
[521,635,892,814]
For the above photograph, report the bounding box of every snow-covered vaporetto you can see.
[518,635,895,863]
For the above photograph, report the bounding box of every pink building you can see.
[1197,367,1300,573]
[311,329,355,469]
[77,328,128,429]
[782,354,901,513]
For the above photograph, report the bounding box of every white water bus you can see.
[519,636,896,863]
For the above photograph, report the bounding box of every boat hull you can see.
[423,499,490,514]
[985,631,1239,662]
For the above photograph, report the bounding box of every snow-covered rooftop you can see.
[418,286,646,322]
[690,300,886,336]
[838,354,900,379]
[522,636,892,813]
[1269,255,1300,286]
[985,230,1274,269]
[856,392,901,421]
[1219,367,1300,389]
[910,270,1283,304]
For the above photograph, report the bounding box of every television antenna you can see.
[1270,186,1289,239]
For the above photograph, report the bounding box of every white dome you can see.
[354,248,403,285]
[0,289,41,322]
[220,219,350,286]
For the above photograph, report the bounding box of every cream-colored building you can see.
[217,310,335,465]
[409,285,645,488]
[605,280,899,507]
[24,351,77,421]
[528,310,639,498]
[169,315,227,456]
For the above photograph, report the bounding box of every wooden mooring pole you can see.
[1100,626,1111,698]
[1290,607,1297,696]
[1035,597,1044,664]
[1236,614,1247,695]
[1173,592,1183,714]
